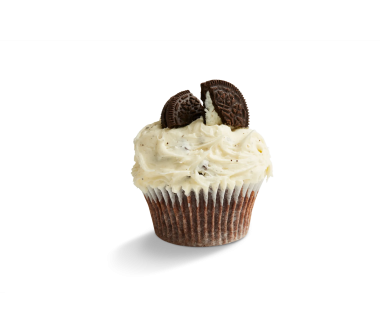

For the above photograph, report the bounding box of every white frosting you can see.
[204,91,222,125]
[132,118,273,195]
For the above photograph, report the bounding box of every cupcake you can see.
[132,80,272,247]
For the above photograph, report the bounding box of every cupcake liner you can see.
[144,181,262,247]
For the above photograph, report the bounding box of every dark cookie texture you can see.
[201,80,249,128]
[160,98,171,129]
[161,90,205,129]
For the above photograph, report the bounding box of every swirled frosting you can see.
[132,117,273,195]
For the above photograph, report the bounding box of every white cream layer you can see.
[204,91,222,125]
[132,118,273,195]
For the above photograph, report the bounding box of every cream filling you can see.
[132,117,273,195]
[204,91,222,126]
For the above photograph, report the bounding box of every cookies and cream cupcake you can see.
[132,80,272,247]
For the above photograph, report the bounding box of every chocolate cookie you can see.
[160,98,171,129]
[161,90,205,129]
[201,80,249,128]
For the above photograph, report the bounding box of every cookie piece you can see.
[161,90,205,129]
[201,80,249,128]
[160,98,171,128]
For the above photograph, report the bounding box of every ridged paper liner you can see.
[144,182,262,247]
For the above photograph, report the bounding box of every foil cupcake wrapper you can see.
[144,182,262,247]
